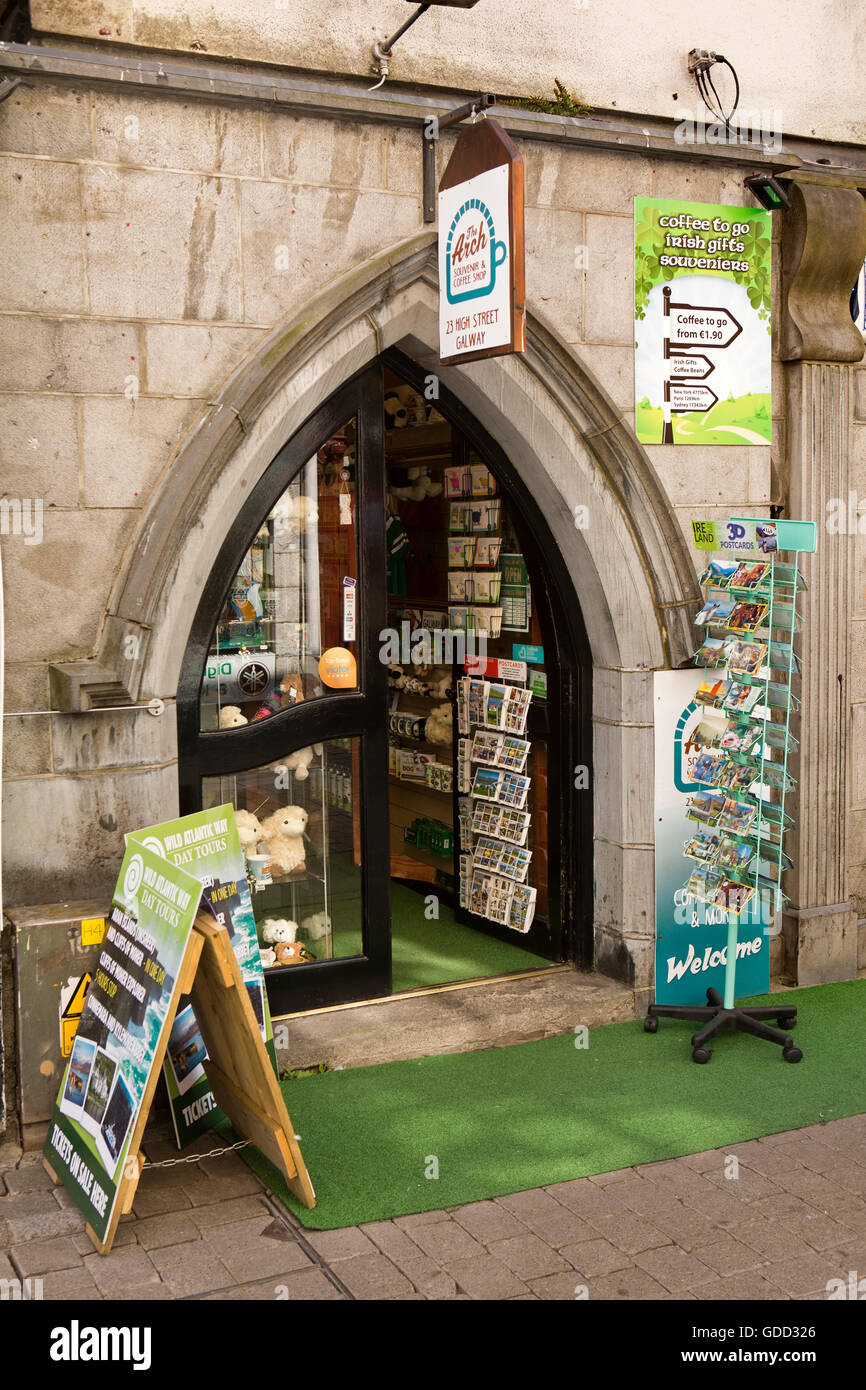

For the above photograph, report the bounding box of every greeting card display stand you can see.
[645,516,817,1063]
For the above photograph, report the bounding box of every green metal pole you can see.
[723,909,738,1009]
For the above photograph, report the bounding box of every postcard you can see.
[722,682,763,715]
[695,598,736,627]
[684,832,722,863]
[473,537,502,569]
[508,883,537,933]
[693,636,729,668]
[756,523,777,555]
[715,879,754,913]
[471,767,501,800]
[721,726,756,753]
[447,536,475,567]
[687,866,722,903]
[730,561,769,590]
[686,790,726,824]
[444,467,469,498]
[690,748,728,785]
[485,683,508,729]
[727,602,769,632]
[472,572,502,605]
[726,639,766,675]
[717,761,755,793]
[715,837,753,872]
[448,571,474,602]
[691,708,728,747]
[470,463,497,497]
[698,559,739,588]
[716,798,756,835]
[695,678,731,708]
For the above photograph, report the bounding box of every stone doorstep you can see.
[273,968,636,1072]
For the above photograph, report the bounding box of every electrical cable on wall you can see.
[689,49,741,137]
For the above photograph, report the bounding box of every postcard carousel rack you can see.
[645,515,817,1064]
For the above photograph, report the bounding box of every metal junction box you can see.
[7,899,109,1148]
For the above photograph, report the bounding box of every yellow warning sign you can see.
[59,972,92,1057]
[81,917,105,946]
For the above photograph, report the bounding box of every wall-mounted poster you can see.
[635,198,771,446]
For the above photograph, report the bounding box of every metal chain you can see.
[142,1139,251,1169]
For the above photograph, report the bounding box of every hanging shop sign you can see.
[44,842,203,1247]
[127,805,276,1146]
[634,197,772,446]
[438,118,525,365]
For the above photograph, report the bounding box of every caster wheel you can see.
[692,1046,712,1064]
[778,1016,796,1028]
[783,1045,803,1063]
[643,1016,658,1033]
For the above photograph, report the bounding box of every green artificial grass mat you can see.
[242,979,866,1229]
[327,879,552,991]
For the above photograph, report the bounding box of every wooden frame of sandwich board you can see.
[44,911,315,1254]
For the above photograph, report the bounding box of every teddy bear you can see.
[261,917,299,945]
[429,669,452,700]
[259,946,277,968]
[234,808,264,859]
[273,743,323,784]
[273,941,315,965]
[300,911,331,942]
[219,704,248,730]
[424,702,453,746]
[279,674,305,706]
[260,918,305,966]
[260,805,308,875]
[384,394,408,429]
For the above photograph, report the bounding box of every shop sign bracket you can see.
[423,92,496,221]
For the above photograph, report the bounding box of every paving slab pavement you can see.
[2,1114,865,1300]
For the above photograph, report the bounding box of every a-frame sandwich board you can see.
[45,910,314,1253]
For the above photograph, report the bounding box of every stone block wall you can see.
[0,71,800,986]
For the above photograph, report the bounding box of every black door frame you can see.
[382,348,593,969]
[177,350,594,1016]
[177,364,392,1012]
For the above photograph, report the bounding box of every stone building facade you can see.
[1,0,865,1047]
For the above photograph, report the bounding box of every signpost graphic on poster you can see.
[127,805,276,1147]
[635,197,772,446]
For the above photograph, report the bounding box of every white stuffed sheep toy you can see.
[260,805,308,874]
[219,704,248,729]
[234,808,264,859]
[301,911,331,942]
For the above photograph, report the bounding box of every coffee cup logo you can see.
[445,198,507,305]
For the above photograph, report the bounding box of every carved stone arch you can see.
[50,230,698,713]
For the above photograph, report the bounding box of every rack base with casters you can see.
[644,987,802,1064]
